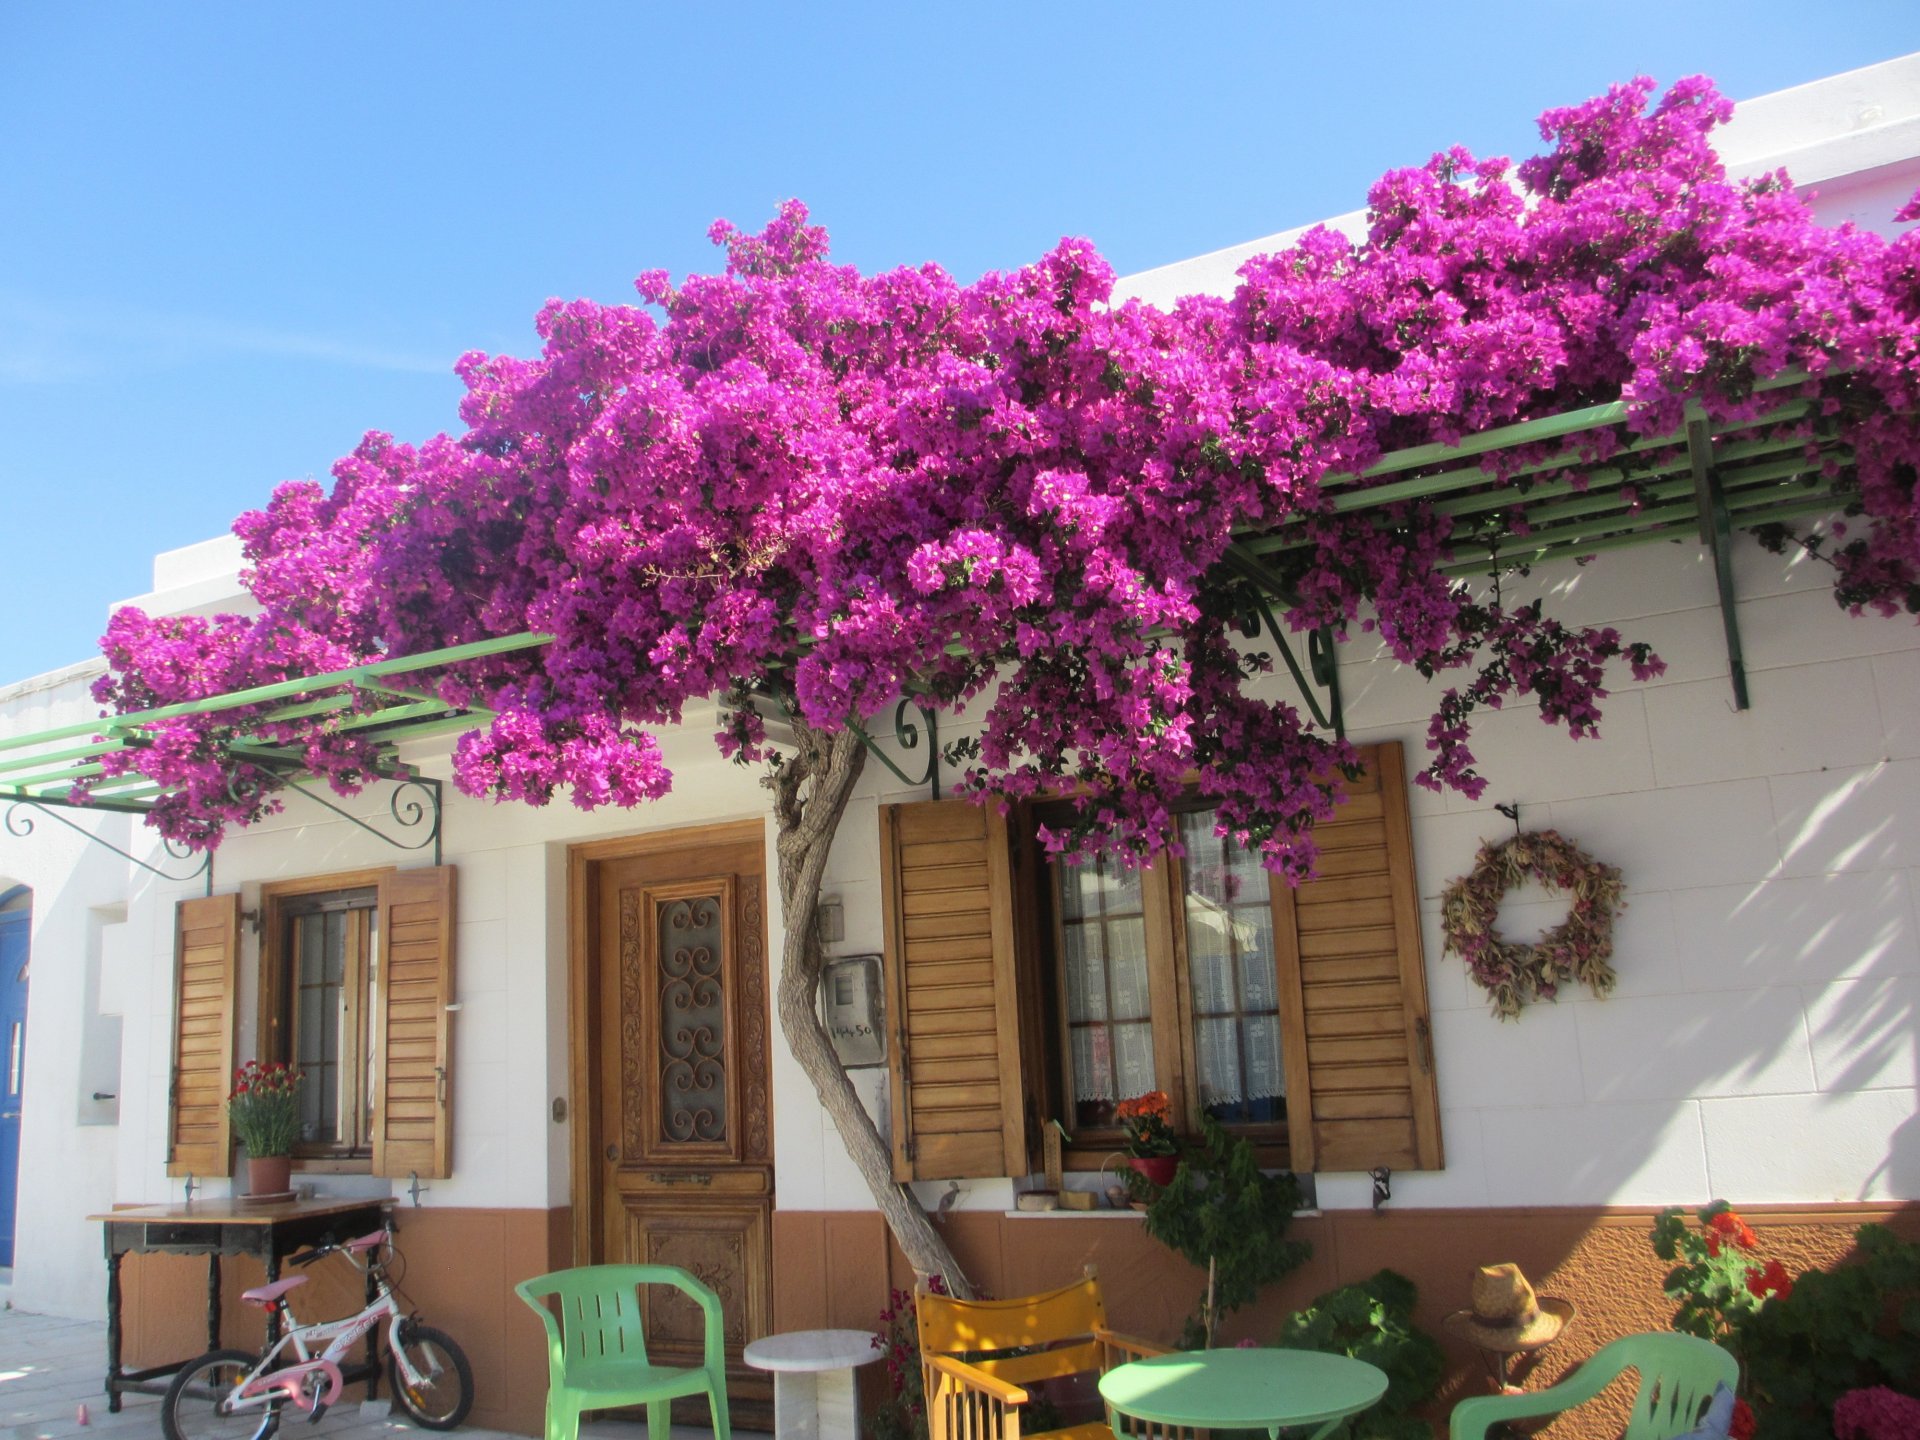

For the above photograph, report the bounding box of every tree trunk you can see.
[770,718,976,1297]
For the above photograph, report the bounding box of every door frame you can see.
[565,817,769,1268]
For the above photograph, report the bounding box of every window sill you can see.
[1004,1207,1144,1219]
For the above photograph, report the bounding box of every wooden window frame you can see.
[1027,800,1294,1171]
[258,867,393,1171]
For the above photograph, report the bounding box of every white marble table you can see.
[743,1328,880,1440]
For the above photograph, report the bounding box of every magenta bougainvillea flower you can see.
[83,76,1920,873]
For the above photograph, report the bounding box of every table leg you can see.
[206,1255,222,1350]
[104,1248,122,1414]
[815,1367,860,1440]
[772,1370,822,1440]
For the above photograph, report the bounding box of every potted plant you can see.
[1115,1090,1179,1187]
[229,1059,302,1199]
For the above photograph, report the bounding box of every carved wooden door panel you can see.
[592,832,772,1410]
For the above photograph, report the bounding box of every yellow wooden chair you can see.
[915,1268,1174,1440]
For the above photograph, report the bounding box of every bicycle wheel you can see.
[387,1321,474,1430]
[161,1349,281,1440]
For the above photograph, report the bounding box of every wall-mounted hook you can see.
[183,1173,201,1205]
[407,1171,429,1207]
[1369,1166,1392,1212]
[1494,802,1521,839]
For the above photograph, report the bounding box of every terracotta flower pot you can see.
[1127,1155,1178,1187]
[248,1154,293,1197]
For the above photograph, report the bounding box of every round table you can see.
[742,1328,880,1440]
[1099,1348,1389,1440]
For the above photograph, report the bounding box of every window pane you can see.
[288,901,369,1148]
[1178,809,1286,1125]
[1063,925,1104,1022]
[297,914,326,985]
[1052,849,1156,1128]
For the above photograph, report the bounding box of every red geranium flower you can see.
[1706,1211,1758,1256]
[1729,1397,1755,1440]
[1746,1258,1793,1301]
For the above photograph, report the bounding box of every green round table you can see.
[1098,1348,1389,1440]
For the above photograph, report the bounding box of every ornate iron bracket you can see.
[1239,591,1346,739]
[1688,419,1750,711]
[4,799,213,894]
[856,698,943,800]
[279,775,445,866]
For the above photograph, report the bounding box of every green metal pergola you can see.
[1226,369,1849,714]
[0,372,1852,867]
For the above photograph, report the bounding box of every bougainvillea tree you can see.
[84,77,1920,1285]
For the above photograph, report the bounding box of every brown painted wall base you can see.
[114,1200,1920,1439]
[117,1207,572,1438]
[774,1201,1920,1440]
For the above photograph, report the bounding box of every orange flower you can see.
[1115,1091,1171,1122]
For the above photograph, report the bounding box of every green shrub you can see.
[1142,1113,1310,1347]
[1734,1224,1920,1440]
[1278,1269,1444,1440]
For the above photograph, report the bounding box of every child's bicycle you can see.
[160,1227,473,1440]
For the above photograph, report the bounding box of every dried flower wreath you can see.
[1440,829,1625,1019]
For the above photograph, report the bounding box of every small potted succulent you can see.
[228,1060,303,1199]
[1116,1090,1180,1187]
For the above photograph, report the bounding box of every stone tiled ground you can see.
[0,1307,742,1440]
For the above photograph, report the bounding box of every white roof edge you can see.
[1114,51,1920,308]
[0,657,108,708]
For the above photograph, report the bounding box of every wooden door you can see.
[585,827,773,1414]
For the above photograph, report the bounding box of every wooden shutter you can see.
[371,865,456,1179]
[881,800,1026,1181]
[168,894,240,1177]
[1273,741,1444,1173]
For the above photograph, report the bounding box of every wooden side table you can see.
[88,1196,391,1411]
[743,1328,880,1440]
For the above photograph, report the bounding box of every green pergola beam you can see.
[0,740,130,778]
[1441,492,1846,578]
[1320,400,1819,516]
[1314,371,1810,492]
[253,692,359,726]
[1429,444,1845,524]
[0,631,554,755]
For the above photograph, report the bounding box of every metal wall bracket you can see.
[856,698,943,800]
[1239,591,1346,739]
[3,799,214,894]
[279,774,445,865]
[1687,420,1751,711]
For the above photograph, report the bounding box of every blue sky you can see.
[2,3,1915,684]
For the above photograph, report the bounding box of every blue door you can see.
[0,903,28,1269]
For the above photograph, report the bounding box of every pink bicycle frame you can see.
[227,1244,426,1417]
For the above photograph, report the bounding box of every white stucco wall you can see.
[0,662,140,1316]
[3,52,1917,1323]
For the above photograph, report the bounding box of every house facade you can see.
[2,55,1917,1438]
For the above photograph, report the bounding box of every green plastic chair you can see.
[1450,1332,1739,1440]
[515,1264,734,1440]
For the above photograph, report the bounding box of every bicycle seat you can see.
[241,1275,308,1308]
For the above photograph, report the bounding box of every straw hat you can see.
[1443,1264,1576,1353]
